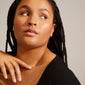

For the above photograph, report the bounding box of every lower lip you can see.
[24,32,37,36]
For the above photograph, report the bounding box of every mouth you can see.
[24,29,38,36]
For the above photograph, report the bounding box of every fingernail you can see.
[13,79,16,83]
[28,66,32,69]
[19,78,22,82]
[4,75,7,79]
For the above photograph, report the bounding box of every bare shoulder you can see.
[0,73,12,85]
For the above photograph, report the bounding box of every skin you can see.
[0,0,56,84]
[14,0,56,67]
[14,0,55,48]
[0,51,32,83]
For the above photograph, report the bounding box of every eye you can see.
[41,15,47,19]
[21,12,29,16]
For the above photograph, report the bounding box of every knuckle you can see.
[12,61,20,69]
[15,66,21,74]
[0,63,4,68]
[17,69,21,74]
[10,69,15,77]
[15,64,19,69]
[14,62,19,67]
[8,65,14,71]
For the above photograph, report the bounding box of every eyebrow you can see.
[19,5,50,14]
[39,8,50,14]
[19,5,30,10]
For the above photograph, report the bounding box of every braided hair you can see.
[5,0,68,66]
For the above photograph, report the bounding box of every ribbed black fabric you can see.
[37,56,81,85]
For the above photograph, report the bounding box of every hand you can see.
[0,51,32,83]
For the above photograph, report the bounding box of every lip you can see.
[24,29,38,36]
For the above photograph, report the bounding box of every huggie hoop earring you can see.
[51,34,53,37]
[13,28,14,31]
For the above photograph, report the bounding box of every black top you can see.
[37,56,81,85]
[8,52,81,85]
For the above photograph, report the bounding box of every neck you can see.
[16,44,48,67]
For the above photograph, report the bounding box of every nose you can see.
[28,22,36,26]
[28,15,37,26]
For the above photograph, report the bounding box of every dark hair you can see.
[5,0,68,66]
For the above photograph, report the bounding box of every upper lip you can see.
[24,29,38,34]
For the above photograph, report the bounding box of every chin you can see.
[17,37,47,49]
[20,40,39,48]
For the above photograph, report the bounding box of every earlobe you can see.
[54,24,56,29]
[13,26,14,31]
[13,28,14,31]
[50,24,56,37]
[50,33,53,37]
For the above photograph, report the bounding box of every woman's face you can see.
[13,0,56,48]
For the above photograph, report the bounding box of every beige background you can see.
[0,0,85,84]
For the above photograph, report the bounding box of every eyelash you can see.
[20,12,48,19]
[20,12,29,16]
[40,15,47,19]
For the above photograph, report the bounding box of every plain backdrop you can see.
[0,0,85,85]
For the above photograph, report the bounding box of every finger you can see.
[13,57,32,69]
[5,62,16,83]
[10,61,22,82]
[0,63,7,79]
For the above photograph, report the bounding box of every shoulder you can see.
[42,56,81,85]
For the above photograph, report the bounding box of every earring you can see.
[50,34,53,37]
[13,27,14,31]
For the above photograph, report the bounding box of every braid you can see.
[5,0,21,55]
[5,0,68,66]
[48,0,68,66]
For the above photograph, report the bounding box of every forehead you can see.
[16,0,53,13]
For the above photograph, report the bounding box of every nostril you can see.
[34,24,36,26]
[29,23,32,25]
[28,23,36,26]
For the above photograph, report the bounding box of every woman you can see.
[0,0,81,85]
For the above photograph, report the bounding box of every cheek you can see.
[13,16,27,30]
[13,17,24,39]
[40,23,52,37]
[38,23,53,45]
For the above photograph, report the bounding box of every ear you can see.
[13,26,14,31]
[50,24,56,37]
